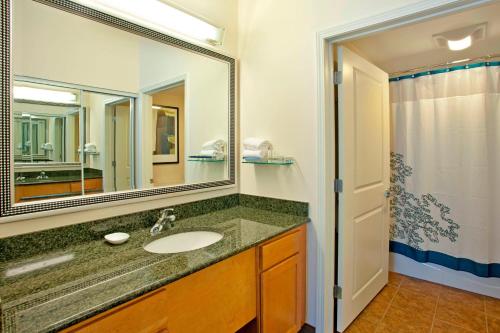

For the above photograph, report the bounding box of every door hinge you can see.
[333,71,342,85]
[334,285,342,299]
[334,178,343,193]
[111,161,116,167]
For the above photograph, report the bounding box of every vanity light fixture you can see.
[72,0,224,45]
[13,86,78,104]
[433,23,487,51]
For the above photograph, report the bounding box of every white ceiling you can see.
[345,1,500,74]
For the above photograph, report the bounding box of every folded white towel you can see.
[200,149,224,160]
[242,149,267,160]
[243,138,272,151]
[202,139,225,152]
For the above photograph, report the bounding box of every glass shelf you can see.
[188,156,225,163]
[242,158,294,165]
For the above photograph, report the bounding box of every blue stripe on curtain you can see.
[389,61,500,82]
[390,241,500,278]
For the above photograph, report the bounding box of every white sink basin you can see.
[143,231,223,254]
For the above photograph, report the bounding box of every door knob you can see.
[384,189,390,198]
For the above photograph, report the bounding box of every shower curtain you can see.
[389,62,500,278]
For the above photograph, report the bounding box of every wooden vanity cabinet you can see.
[258,225,306,333]
[62,248,257,333]
[62,288,170,333]
[15,178,103,203]
[61,225,307,333]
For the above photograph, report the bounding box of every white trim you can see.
[317,0,493,43]
[315,25,336,333]
[183,78,191,178]
[141,75,188,95]
[315,0,494,332]
[14,75,138,98]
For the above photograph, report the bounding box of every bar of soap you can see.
[104,232,130,245]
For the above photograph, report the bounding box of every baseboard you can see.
[300,323,316,333]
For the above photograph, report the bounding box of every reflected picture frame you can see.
[153,105,179,164]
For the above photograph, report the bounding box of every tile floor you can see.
[344,272,500,333]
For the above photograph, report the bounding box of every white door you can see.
[336,46,390,332]
[114,104,131,191]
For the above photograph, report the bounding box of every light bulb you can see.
[447,36,472,51]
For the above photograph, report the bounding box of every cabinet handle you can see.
[156,329,168,333]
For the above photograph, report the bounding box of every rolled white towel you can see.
[202,139,225,151]
[243,138,272,151]
[41,143,53,151]
[84,143,97,153]
[242,149,267,160]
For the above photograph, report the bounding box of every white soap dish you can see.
[104,232,130,245]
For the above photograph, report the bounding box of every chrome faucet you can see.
[36,171,49,180]
[150,208,176,236]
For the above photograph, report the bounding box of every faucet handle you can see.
[150,223,163,236]
[160,208,174,216]
[160,208,176,223]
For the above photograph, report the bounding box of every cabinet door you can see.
[63,289,169,333]
[164,248,256,333]
[261,254,301,333]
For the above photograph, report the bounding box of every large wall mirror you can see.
[0,0,235,217]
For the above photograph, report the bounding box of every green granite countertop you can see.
[14,175,102,186]
[0,206,308,333]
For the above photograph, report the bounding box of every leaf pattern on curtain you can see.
[390,152,460,250]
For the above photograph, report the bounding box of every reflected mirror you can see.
[6,0,234,212]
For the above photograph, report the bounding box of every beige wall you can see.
[138,38,229,186]
[237,0,423,325]
[152,85,186,186]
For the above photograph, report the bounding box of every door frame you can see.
[315,0,494,332]
[104,97,134,192]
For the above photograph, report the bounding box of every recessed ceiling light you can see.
[72,0,224,45]
[447,36,472,51]
[433,23,486,51]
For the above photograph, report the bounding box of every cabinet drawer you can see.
[63,289,169,333]
[15,183,71,202]
[260,229,302,271]
[70,178,103,192]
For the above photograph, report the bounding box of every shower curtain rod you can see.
[390,53,500,77]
